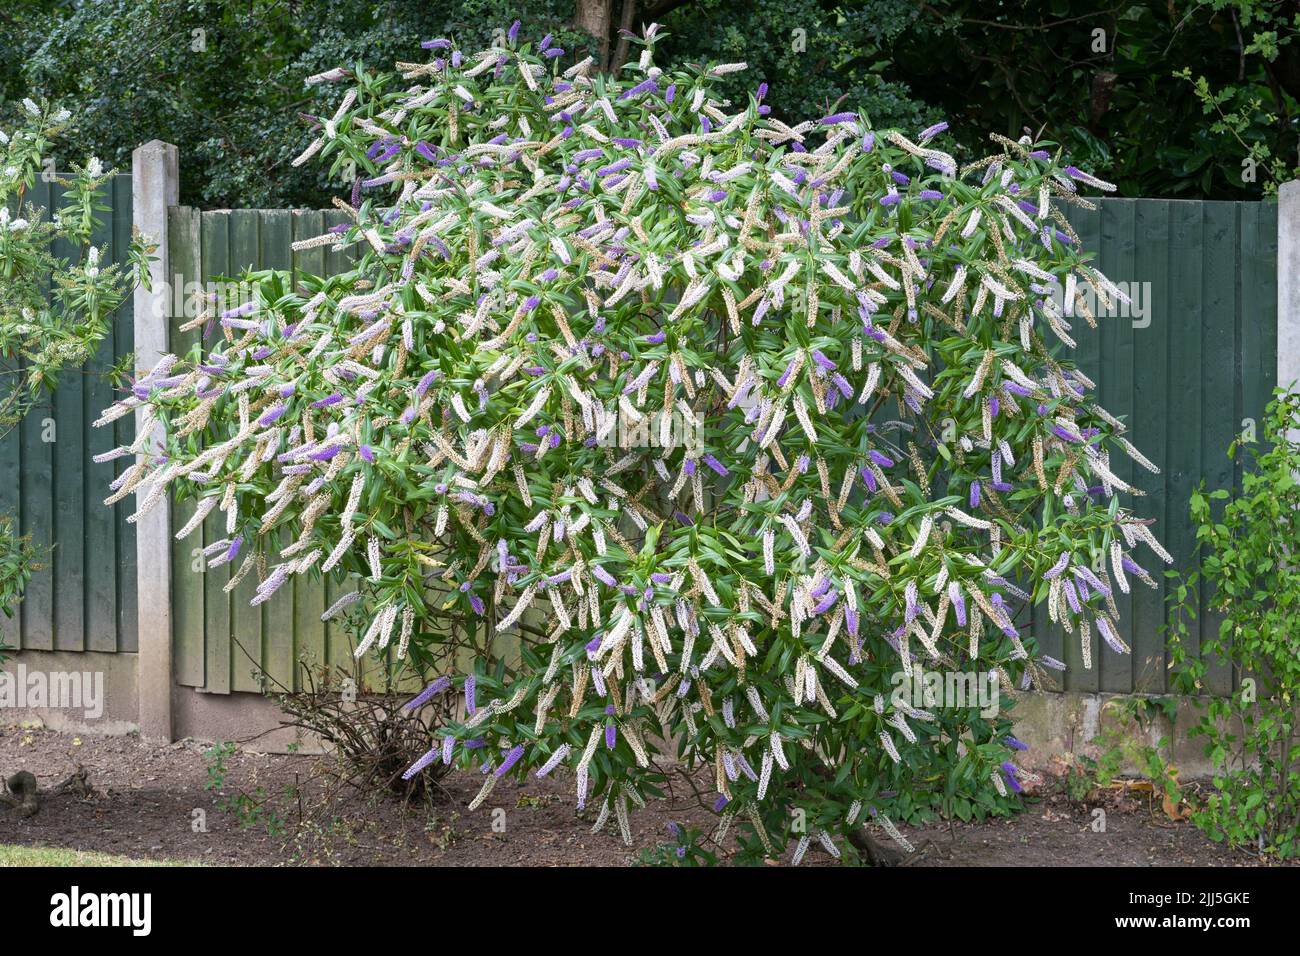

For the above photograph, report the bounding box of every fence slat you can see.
[84,177,128,652]
[112,175,139,654]
[53,181,87,653]
[169,205,206,687]
[1166,202,1207,674]
[228,209,265,693]
[259,207,296,693]
[290,210,329,690]
[0,321,22,651]
[199,210,232,693]
[1065,203,1102,690]
[1130,200,1172,691]
[20,179,56,652]
[1099,198,1137,694]
[1200,203,1241,696]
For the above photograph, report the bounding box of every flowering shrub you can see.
[102,22,1169,862]
[0,101,150,637]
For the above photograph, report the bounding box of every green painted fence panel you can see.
[1,175,137,657]
[167,207,365,694]
[1054,198,1278,694]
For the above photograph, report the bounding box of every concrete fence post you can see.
[1279,180,1300,396]
[132,140,178,743]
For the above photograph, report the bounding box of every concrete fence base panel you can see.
[1,144,1293,775]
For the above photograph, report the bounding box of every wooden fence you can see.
[2,174,1281,703]
[165,206,366,694]
[0,175,138,658]
[1033,199,1277,695]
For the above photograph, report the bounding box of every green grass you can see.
[0,844,199,867]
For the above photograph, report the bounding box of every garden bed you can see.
[0,727,1279,867]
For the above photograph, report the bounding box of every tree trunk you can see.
[611,0,637,74]
[574,0,614,71]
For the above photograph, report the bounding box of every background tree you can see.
[2,1,1292,206]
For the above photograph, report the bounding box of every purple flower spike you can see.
[495,744,525,777]
[1043,551,1071,579]
[1000,761,1023,794]
[404,675,452,711]
[402,747,441,780]
[703,454,729,477]
[777,357,799,388]
[258,403,287,427]
[621,77,658,99]
[919,121,949,141]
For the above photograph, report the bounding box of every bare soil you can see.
[0,726,1282,867]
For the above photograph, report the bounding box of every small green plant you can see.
[633,822,717,867]
[1060,758,1094,804]
[201,740,287,835]
[1167,390,1300,858]
[202,741,236,792]
[1091,697,1175,785]
[1072,696,1186,813]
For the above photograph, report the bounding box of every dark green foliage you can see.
[3,1,1293,206]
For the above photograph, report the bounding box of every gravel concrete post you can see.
[132,140,178,743]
